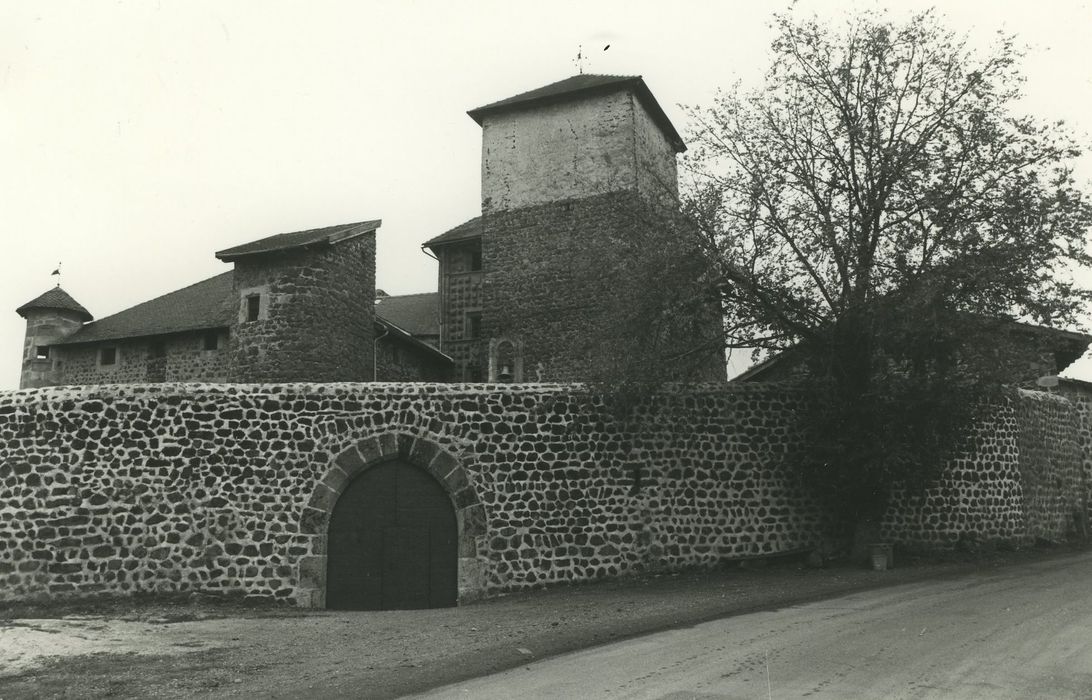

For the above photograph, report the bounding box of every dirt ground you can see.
[1,546,1084,700]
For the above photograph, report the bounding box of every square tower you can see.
[443,75,723,383]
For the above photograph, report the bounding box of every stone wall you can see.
[19,308,87,389]
[53,331,230,386]
[480,90,667,213]
[0,382,1085,607]
[374,337,450,382]
[632,91,679,205]
[0,382,824,606]
[1013,389,1083,541]
[230,235,375,383]
[436,244,483,380]
[482,191,724,383]
[1059,379,1092,523]
[881,389,1084,549]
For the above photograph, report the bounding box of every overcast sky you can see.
[3,0,1091,390]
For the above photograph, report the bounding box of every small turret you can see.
[16,286,92,389]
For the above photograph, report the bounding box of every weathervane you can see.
[51,262,61,286]
[573,43,610,75]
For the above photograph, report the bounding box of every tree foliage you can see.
[682,10,1092,519]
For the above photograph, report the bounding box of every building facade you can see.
[16,74,725,389]
[425,74,724,382]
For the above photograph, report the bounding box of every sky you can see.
[2,0,1092,390]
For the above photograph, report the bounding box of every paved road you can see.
[414,551,1092,699]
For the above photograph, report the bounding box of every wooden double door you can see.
[326,460,457,610]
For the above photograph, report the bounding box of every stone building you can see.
[16,74,725,389]
[17,222,452,388]
[426,74,724,382]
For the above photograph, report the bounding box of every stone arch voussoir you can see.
[296,431,486,607]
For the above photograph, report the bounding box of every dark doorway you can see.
[326,460,457,610]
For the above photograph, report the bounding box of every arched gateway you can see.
[327,460,456,609]
[296,433,486,609]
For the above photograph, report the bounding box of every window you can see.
[245,295,261,322]
[148,342,166,359]
[203,331,219,351]
[466,311,482,339]
[470,250,482,271]
[100,347,117,366]
[35,346,50,360]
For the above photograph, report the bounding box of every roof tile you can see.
[467,74,685,152]
[16,286,93,322]
[375,292,440,337]
[56,272,235,345]
[423,216,482,249]
[215,220,381,261]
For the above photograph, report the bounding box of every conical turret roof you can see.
[16,286,93,322]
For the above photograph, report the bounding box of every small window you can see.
[470,250,482,271]
[100,347,117,366]
[148,341,166,359]
[203,331,219,351]
[35,346,50,360]
[466,311,482,340]
[246,295,261,322]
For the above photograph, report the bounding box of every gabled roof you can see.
[51,269,446,357]
[375,316,452,364]
[16,286,93,322]
[731,347,802,383]
[423,216,482,250]
[215,220,381,262]
[56,272,235,345]
[375,292,440,337]
[732,321,1092,383]
[1010,319,1092,346]
[467,74,686,153]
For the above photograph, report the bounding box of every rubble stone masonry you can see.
[56,331,230,386]
[482,191,724,383]
[880,389,1085,548]
[229,234,375,383]
[0,382,1085,606]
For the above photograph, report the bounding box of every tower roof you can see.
[16,286,93,322]
[467,74,686,152]
[215,220,381,262]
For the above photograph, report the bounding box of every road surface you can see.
[414,551,1092,699]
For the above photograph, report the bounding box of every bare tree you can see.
[682,10,1092,529]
